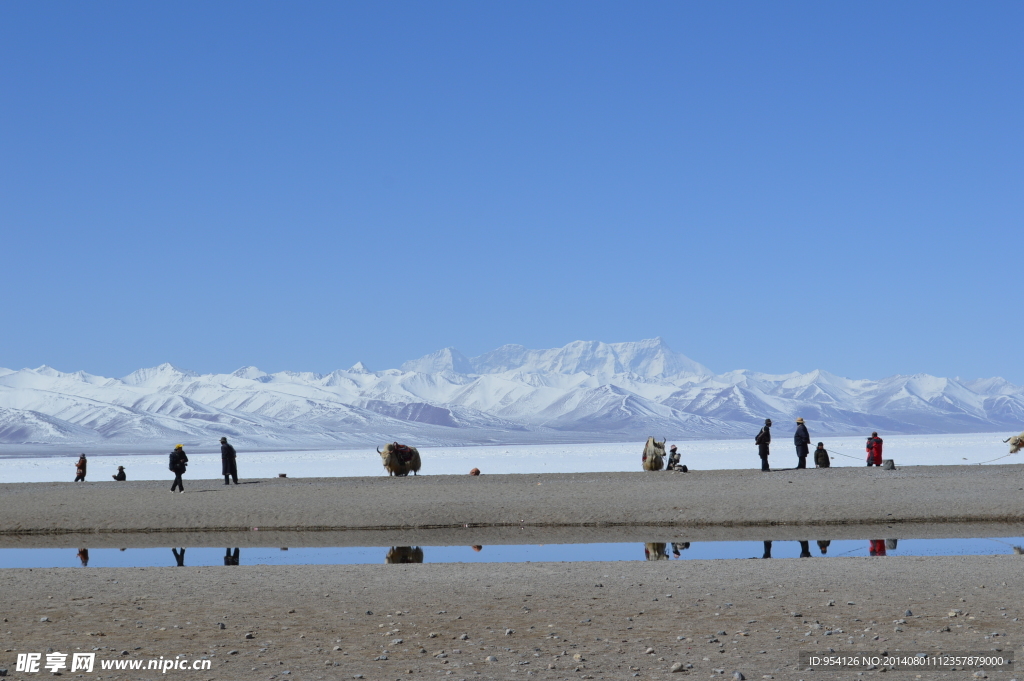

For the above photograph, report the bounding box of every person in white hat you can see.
[794,417,811,469]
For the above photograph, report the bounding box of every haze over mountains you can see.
[1,338,1022,450]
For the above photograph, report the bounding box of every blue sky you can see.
[2,2,1022,381]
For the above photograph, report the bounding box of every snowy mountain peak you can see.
[401,347,474,374]
[349,362,371,374]
[470,338,711,379]
[121,363,199,386]
[231,366,267,380]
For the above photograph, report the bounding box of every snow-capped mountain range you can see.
[1,338,1022,450]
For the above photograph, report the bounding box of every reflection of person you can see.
[471,545,483,552]
[671,542,690,557]
[224,548,240,566]
[869,539,886,556]
[761,540,773,559]
[755,419,772,471]
[74,454,88,482]
[885,538,898,551]
[220,437,238,485]
[794,418,810,469]
[169,445,188,493]
[77,548,89,566]
[112,466,126,481]
[816,540,831,555]
[799,540,811,558]
[172,548,186,567]
[866,432,883,467]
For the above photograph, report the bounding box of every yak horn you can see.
[1004,438,1012,443]
[377,446,382,453]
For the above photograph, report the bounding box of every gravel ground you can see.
[2,465,1023,535]
[1,558,1021,680]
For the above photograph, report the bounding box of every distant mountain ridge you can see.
[0,338,1021,449]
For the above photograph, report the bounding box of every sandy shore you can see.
[2,465,1023,536]
[1,465,1023,680]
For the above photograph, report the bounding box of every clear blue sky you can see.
[2,2,1022,381]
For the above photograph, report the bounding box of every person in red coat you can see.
[866,432,883,466]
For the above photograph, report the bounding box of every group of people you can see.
[754,418,884,471]
[169,437,239,492]
[71,437,241,492]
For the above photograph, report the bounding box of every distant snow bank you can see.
[1,432,1017,484]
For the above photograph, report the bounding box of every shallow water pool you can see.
[2,536,1021,568]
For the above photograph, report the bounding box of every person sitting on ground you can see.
[813,442,830,468]
[112,465,126,481]
[665,445,687,471]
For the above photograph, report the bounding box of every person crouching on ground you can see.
[112,465,126,481]
[74,454,87,482]
[220,436,238,485]
[866,432,883,467]
[169,444,188,493]
[813,442,830,468]
[755,419,772,471]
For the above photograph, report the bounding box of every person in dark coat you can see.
[794,418,810,469]
[813,442,830,468]
[799,540,812,558]
[220,437,238,485]
[224,548,240,566]
[866,432,883,466]
[74,454,88,482]
[169,444,188,493]
[816,539,831,555]
[172,547,186,567]
[755,419,772,471]
[112,465,126,481]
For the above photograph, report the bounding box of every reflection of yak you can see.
[1003,432,1024,454]
[644,543,669,560]
[386,546,424,564]
[641,437,666,472]
[378,442,422,476]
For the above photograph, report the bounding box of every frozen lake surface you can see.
[0,432,1018,483]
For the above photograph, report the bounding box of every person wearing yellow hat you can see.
[169,444,188,493]
[794,418,811,469]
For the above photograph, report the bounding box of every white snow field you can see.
[1,432,1017,484]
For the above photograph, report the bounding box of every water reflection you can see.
[644,543,669,560]
[6,535,1020,569]
[385,546,424,564]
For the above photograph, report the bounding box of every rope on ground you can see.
[973,452,1020,465]
[826,448,863,461]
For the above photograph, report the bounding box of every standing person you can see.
[220,437,238,485]
[755,419,772,471]
[813,442,831,468]
[112,465,127,481]
[794,418,811,469]
[171,548,186,567]
[169,444,188,493]
[74,454,88,482]
[866,432,883,467]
